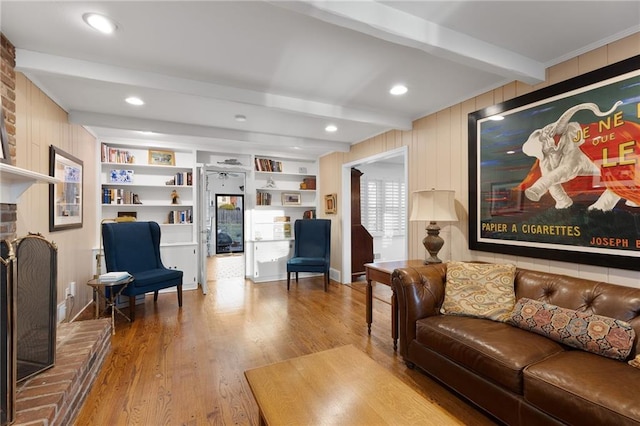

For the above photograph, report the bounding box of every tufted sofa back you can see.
[514,269,640,356]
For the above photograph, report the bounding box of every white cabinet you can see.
[247,240,293,283]
[161,244,198,290]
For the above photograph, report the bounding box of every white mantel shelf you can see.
[0,163,59,204]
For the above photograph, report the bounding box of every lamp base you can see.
[423,221,444,264]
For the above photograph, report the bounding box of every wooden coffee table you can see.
[244,344,461,425]
[365,259,425,350]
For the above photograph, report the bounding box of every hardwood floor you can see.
[74,264,496,425]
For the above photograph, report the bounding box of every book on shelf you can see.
[172,171,193,186]
[254,157,282,172]
[102,143,135,164]
[99,271,132,282]
[167,209,192,224]
[256,191,272,206]
[103,188,139,205]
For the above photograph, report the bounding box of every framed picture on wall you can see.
[325,193,337,214]
[468,55,640,271]
[49,146,83,231]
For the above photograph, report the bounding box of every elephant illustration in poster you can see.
[517,101,640,211]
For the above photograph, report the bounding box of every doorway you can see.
[340,147,408,283]
[198,168,247,293]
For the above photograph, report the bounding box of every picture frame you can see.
[282,192,301,206]
[325,193,337,215]
[49,146,83,231]
[468,55,640,271]
[0,108,11,164]
[148,149,175,166]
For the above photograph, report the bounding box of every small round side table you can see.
[86,276,134,335]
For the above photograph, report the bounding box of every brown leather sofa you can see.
[391,263,640,425]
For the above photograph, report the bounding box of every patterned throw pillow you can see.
[440,262,516,322]
[508,298,636,361]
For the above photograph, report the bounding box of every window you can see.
[361,177,406,235]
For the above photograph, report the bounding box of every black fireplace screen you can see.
[15,234,57,382]
[0,234,57,426]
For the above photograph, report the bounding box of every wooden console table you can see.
[365,259,425,350]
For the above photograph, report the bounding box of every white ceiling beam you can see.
[68,111,352,153]
[17,49,412,130]
[274,0,546,85]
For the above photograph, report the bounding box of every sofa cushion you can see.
[524,351,640,425]
[416,315,565,394]
[440,262,516,322]
[509,298,635,361]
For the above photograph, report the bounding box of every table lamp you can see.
[409,189,458,264]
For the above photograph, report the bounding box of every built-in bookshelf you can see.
[98,143,198,288]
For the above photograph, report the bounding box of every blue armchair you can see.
[286,219,331,291]
[102,221,183,321]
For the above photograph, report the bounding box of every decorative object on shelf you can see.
[170,190,180,204]
[148,149,175,166]
[117,211,137,219]
[282,192,301,206]
[109,169,134,183]
[263,176,277,188]
[409,189,458,264]
[217,158,243,166]
[0,108,10,164]
[298,167,307,174]
[303,209,316,219]
[300,177,316,190]
[133,194,142,204]
[165,178,175,185]
[49,145,83,231]
[274,216,290,222]
[324,194,337,215]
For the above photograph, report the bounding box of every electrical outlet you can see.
[70,281,76,297]
[65,287,71,297]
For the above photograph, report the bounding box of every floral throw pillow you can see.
[508,298,635,361]
[440,262,516,322]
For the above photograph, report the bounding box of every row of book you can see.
[169,171,193,186]
[257,191,272,206]
[103,188,138,205]
[255,157,283,172]
[167,210,192,224]
[101,143,135,164]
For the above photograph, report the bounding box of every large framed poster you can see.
[469,55,640,271]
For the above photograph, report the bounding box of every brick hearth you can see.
[13,319,111,425]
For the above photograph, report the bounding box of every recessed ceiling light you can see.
[234,114,247,122]
[83,13,118,34]
[125,96,144,106]
[138,131,154,135]
[325,124,338,133]
[390,84,408,96]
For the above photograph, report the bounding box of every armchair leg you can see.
[177,284,183,307]
[324,272,329,292]
[129,295,136,322]
[154,291,159,302]
[287,272,291,291]
[295,272,299,283]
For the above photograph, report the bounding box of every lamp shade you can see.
[409,189,458,222]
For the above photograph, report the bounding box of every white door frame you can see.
[340,146,408,284]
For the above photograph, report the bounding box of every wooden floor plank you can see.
[74,274,496,426]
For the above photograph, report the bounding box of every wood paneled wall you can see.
[15,72,98,320]
[321,32,640,287]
